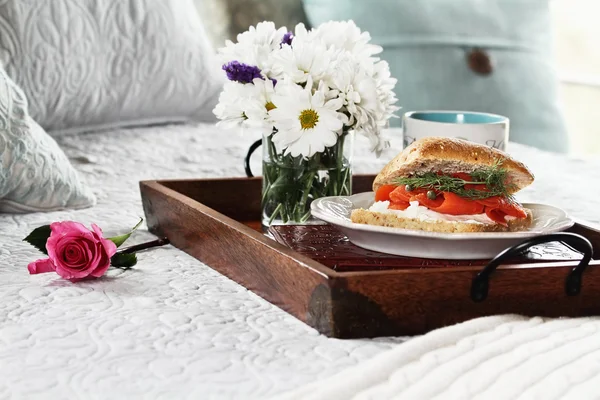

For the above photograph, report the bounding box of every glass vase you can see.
[261,130,354,229]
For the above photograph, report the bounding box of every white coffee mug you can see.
[403,111,509,151]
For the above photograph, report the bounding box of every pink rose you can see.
[27,221,117,281]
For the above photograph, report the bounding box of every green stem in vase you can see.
[335,132,350,195]
[297,169,317,220]
[338,135,346,193]
[268,203,282,226]
[261,129,353,227]
[281,199,290,223]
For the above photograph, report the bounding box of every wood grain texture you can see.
[336,262,600,337]
[161,177,263,223]
[140,174,600,338]
[140,179,334,332]
[269,224,586,272]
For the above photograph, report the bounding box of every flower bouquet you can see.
[214,21,398,227]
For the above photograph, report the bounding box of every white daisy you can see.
[219,21,287,73]
[269,79,346,157]
[373,60,400,126]
[243,78,277,131]
[236,21,287,49]
[291,22,318,43]
[326,55,397,155]
[328,54,381,129]
[213,82,255,130]
[271,38,336,84]
[313,20,382,67]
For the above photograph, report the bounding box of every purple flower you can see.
[270,78,278,86]
[222,61,263,84]
[281,32,294,46]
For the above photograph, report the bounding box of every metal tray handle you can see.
[471,232,593,302]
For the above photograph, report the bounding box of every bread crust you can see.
[350,207,533,233]
[373,137,534,193]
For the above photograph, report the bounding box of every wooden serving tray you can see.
[140,175,600,338]
[267,224,590,272]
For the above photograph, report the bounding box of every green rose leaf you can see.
[23,225,51,255]
[110,253,138,269]
[107,218,143,248]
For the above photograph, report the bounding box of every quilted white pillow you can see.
[0,0,223,135]
[0,68,95,212]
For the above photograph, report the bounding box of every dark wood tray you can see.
[267,224,591,272]
[140,175,600,338]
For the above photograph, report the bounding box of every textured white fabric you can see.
[1,124,599,398]
[277,316,600,400]
[0,67,95,212]
[0,0,223,135]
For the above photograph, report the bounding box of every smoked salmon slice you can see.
[412,192,444,209]
[375,185,397,202]
[429,192,485,215]
[388,185,414,203]
[485,207,508,225]
[374,179,527,224]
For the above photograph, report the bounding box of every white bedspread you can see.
[1,123,599,399]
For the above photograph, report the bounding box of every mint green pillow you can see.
[303,0,569,153]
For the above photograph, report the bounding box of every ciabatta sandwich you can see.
[351,137,534,233]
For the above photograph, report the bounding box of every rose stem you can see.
[117,237,170,254]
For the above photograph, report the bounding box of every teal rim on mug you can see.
[403,110,509,150]
[405,111,508,125]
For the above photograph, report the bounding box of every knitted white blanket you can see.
[278,315,600,400]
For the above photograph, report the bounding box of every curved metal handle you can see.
[471,232,593,302]
[244,139,262,178]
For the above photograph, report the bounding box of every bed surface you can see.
[1,123,599,399]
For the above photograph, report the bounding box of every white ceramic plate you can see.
[311,192,574,259]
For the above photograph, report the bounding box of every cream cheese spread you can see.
[368,200,500,224]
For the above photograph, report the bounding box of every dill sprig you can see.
[394,160,516,200]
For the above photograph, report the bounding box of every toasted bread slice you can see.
[373,137,534,193]
[350,208,533,233]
